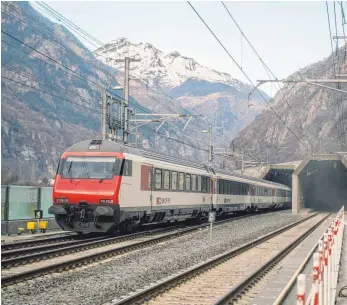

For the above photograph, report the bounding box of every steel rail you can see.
[106,213,322,305]
[1,235,109,259]
[212,213,331,305]
[1,212,271,267]
[1,226,186,269]
[1,232,80,251]
[1,212,258,286]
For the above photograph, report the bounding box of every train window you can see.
[224,180,229,195]
[234,182,238,195]
[218,180,224,194]
[179,173,185,191]
[56,159,61,176]
[155,169,162,190]
[201,177,206,193]
[171,171,178,190]
[202,176,209,193]
[123,160,132,176]
[227,181,231,195]
[192,174,196,191]
[197,176,202,192]
[185,174,191,191]
[163,170,170,190]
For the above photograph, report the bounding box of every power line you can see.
[220,1,307,138]
[1,5,215,149]
[1,35,208,151]
[326,2,335,55]
[32,1,103,48]
[1,38,104,106]
[2,63,97,107]
[1,30,115,97]
[1,4,117,82]
[220,1,278,89]
[6,1,263,165]
[1,75,100,113]
[187,1,314,154]
[2,71,208,152]
[31,1,260,164]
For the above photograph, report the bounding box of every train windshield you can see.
[60,156,119,179]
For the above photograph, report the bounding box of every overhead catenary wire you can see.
[220,1,279,90]
[2,63,97,107]
[31,1,263,165]
[220,1,308,138]
[1,19,212,152]
[6,1,265,165]
[1,75,100,113]
[33,1,104,48]
[326,1,335,55]
[1,71,208,152]
[187,1,315,154]
[4,3,218,149]
[0,5,118,83]
[1,36,211,152]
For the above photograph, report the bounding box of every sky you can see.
[43,1,342,97]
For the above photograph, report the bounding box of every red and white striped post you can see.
[318,239,324,305]
[333,222,338,284]
[323,232,328,305]
[327,227,333,305]
[312,252,320,305]
[297,273,306,305]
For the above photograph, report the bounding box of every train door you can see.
[250,184,255,207]
[140,164,153,214]
[212,176,218,211]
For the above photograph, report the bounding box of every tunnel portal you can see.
[299,160,347,211]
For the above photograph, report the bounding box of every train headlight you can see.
[100,199,114,204]
[55,198,68,203]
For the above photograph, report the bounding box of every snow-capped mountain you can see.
[95,37,269,140]
[95,37,249,91]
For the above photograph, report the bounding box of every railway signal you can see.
[35,209,43,234]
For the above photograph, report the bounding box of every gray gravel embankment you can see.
[2,211,307,305]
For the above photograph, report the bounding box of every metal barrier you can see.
[297,206,345,305]
[1,185,53,221]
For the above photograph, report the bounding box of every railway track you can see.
[1,212,257,287]
[1,213,252,264]
[1,232,83,251]
[105,212,330,305]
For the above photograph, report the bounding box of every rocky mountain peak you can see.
[95,37,250,91]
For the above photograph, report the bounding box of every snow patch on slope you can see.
[95,37,249,91]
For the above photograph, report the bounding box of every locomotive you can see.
[49,139,292,234]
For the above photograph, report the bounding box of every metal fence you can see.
[296,206,345,305]
[1,185,53,221]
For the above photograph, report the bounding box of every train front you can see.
[49,140,123,233]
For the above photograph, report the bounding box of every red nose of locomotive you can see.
[49,140,124,233]
[53,177,120,205]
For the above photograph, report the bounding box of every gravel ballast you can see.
[2,211,307,305]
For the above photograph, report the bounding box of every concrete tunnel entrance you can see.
[299,160,347,211]
[292,153,347,213]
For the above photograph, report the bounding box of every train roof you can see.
[65,140,290,189]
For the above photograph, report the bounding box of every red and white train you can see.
[49,139,292,233]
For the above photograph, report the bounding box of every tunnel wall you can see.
[264,169,294,188]
[299,160,347,212]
